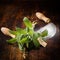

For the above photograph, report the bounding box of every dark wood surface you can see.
[0,1,60,60]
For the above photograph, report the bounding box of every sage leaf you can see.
[40,30,48,37]
[32,33,40,47]
[19,37,28,44]
[7,38,16,43]
[23,17,32,28]
[16,27,27,34]
[18,43,23,51]
[9,30,18,35]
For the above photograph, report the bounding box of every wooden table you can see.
[0,1,60,60]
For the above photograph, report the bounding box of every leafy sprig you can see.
[7,17,48,52]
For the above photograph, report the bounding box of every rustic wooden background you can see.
[0,0,60,60]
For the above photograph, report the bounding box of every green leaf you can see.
[19,37,28,44]
[18,43,23,51]
[7,38,16,43]
[16,27,27,34]
[16,34,23,42]
[40,30,48,37]
[32,33,40,47]
[25,27,34,36]
[28,30,33,36]
[23,17,32,28]
[25,27,29,32]
[9,30,18,35]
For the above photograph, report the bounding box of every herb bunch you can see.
[7,17,48,52]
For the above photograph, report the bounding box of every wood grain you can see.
[0,1,60,60]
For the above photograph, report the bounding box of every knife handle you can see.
[36,12,50,23]
[1,27,15,38]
